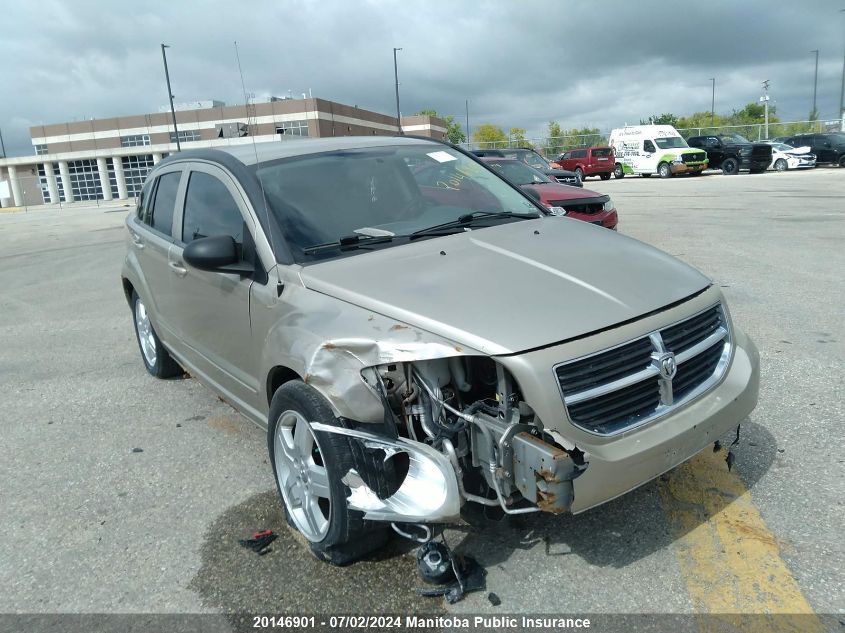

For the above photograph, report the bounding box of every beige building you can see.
[0,97,447,207]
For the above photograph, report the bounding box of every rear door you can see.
[166,163,267,408]
[127,166,185,341]
[813,135,834,162]
[591,148,613,171]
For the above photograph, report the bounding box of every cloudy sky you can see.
[2,0,844,156]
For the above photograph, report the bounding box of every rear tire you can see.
[267,381,389,565]
[613,164,625,179]
[131,292,182,379]
[599,172,611,180]
[838,155,845,168]
[658,162,672,178]
[721,158,739,175]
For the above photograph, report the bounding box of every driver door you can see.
[166,163,266,409]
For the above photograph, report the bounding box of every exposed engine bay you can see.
[314,357,588,525]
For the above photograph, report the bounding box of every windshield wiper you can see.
[303,234,394,255]
[410,211,538,237]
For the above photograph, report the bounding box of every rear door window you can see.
[572,149,588,158]
[181,172,245,245]
[149,172,181,237]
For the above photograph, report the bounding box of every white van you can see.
[608,125,708,178]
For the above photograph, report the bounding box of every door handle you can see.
[130,233,144,249]
[168,261,188,277]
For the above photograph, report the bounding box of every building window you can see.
[122,154,155,197]
[37,163,66,203]
[68,159,104,201]
[275,120,309,137]
[120,134,151,147]
[107,158,119,199]
[169,130,201,144]
[34,144,48,155]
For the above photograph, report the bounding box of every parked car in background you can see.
[763,142,816,171]
[687,134,772,175]
[472,148,582,186]
[478,156,617,229]
[608,125,708,178]
[553,147,615,181]
[122,135,758,563]
[781,133,845,167]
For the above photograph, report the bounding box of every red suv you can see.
[479,157,617,229]
[553,147,615,181]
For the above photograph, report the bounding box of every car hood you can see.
[299,218,711,356]
[523,183,604,202]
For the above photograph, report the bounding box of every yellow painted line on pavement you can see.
[658,447,820,633]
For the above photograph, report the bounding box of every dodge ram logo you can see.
[658,353,677,380]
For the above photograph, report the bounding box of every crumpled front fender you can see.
[261,283,479,423]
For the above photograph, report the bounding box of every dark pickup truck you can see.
[687,134,772,175]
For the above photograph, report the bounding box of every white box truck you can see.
[608,125,708,178]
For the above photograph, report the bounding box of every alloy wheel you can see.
[134,299,157,367]
[274,410,331,542]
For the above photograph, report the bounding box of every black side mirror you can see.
[183,235,254,275]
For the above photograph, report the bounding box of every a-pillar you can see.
[96,158,113,201]
[113,156,128,199]
[43,162,59,203]
[57,161,75,203]
[152,153,162,165]
[7,165,24,206]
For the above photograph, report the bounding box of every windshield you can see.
[654,137,688,149]
[720,133,751,144]
[506,150,549,170]
[485,160,550,185]
[255,144,540,261]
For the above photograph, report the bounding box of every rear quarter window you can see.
[592,148,612,158]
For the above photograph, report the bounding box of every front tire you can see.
[838,154,845,168]
[574,167,584,181]
[613,163,625,179]
[721,157,739,175]
[658,162,672,178]
[132,292,182,378]
[268,381,387,564]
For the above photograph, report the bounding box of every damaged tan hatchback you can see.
[121,136,759,563]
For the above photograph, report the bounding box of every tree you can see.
[472,123,508,148]
[416,109,466,144]
[546,121,564,157]
[640,113,679,126]
[508,127,532,148]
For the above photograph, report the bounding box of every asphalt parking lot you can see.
[1,168,843,629]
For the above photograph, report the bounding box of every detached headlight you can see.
[603,198,614,212]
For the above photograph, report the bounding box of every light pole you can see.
[465,99,470,146]
[760,80,770,140]
[161,44,181,151]
[393,47,403,135]
[811,49,819,120]
[840,10,845,129]
[709,78,716,127]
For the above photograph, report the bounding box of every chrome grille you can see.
[555,304,731,436]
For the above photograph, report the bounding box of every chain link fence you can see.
[464,118,844,158]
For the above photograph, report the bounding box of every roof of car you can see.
[167,135,439,167]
